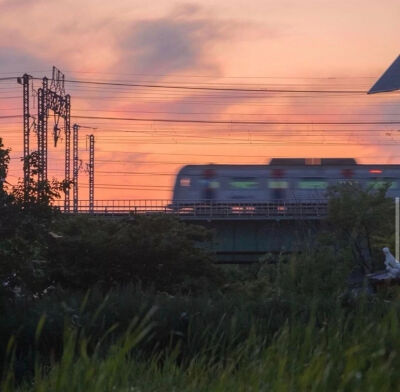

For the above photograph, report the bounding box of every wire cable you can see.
[72,115,400,125]
[41,78,369,94]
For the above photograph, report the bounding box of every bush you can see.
[326,181,394,272]
[47,215,222,293]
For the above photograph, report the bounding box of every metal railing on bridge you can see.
[54,200,328,219]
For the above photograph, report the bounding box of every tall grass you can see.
[2,247,399,391]
[2,295,400,391]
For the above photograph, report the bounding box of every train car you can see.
[171,158,400,209]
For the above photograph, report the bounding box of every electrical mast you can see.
[72,124,96,212]
[73,124,79,212]
[64,95,71,211]
[17,74,32,195]
[37,77,48,185]
[88,134,95,213]
[19,68,101,213]
[34,67,71,208]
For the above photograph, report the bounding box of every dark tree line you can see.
[0,138,220,303]
[0,135,395,303]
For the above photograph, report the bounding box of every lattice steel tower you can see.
[89,134,95,213]
[64,95,71,211]
[34,67,71,209]
[17,74,32,195]
[73,124,79,212]
[37,77,49,184]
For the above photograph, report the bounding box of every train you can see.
[172,158,400,205]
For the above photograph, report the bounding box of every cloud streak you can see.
[116,3,245,76]
[0,47,47,72]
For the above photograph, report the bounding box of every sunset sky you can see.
[0,0,399,201]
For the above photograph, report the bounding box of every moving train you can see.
[172,158,400,204]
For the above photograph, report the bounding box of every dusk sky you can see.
[0,0,399,200]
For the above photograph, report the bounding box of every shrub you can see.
[326,181,394,272]
[47,215,222,293]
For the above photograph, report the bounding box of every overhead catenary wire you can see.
[71,115,400,125]
[11,152,400,161]
[5,107,400,116]
[61,70,379,79]
[32,77,370,94]
[0,77,18,81]
[3,72,400,200]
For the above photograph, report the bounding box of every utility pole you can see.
[73,124,79,212]
[88,134,95,213]
[37,76,48,185]
[73,124,96,212]
[34,67,71,205]
[64,94,71,212]
[17,74,32,196]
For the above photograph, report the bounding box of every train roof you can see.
[269,158,357,165]
[177,159,400,174]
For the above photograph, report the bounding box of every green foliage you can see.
[326,181,394,271]
[0,142,63,302]
[12,151,68,211]
[0,138,15,229]
[47,215,221,293]
[0,137,10,196]
[0,245,395,391]
[258,249,351,300]
[2,134,400,390]
[0,140,219,300]
[2,290,400,392]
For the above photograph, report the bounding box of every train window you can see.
[210,180,220,189]
[305,158,321,165]
[180,177,191,187]
[298,178,327,189]
[230,177,259,190]
[268,180,288,189]
[341,169,354,178]
[369,169,383,174]
[368,179,397,189]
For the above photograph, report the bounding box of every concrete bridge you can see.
[56,199,327,263]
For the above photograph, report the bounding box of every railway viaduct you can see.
[58,200,327,263]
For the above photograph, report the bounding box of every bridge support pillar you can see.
[188,219,322,263]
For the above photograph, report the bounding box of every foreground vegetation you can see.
[2,269,400,392]
[1,137,399,391]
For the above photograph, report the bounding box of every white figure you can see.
[383,247,400,277]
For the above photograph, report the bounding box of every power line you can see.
[93,189,171,192]
[72,115,400,125]
[52,78,368,94]
[5,107,400,116]
[83,183,171,188]
[62,70,378,79]
[70,109,400,116]
[3,126,400,133]
[11,152,400,161]
[0,115,23,119]
[64,80,372,89]
[0,77,17,82]
[67,91,372,99]
[64,81,373,91]
[73,129,400,135]
[68,98,400,107]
